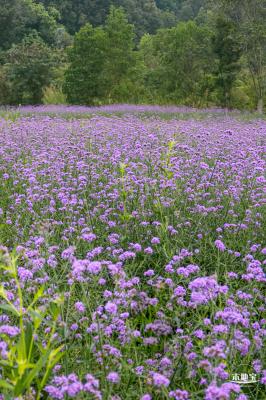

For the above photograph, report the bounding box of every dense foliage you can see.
[212,17,241,108]
[0,0,265,111]
[36,0,182,37]
[5,33,55,105]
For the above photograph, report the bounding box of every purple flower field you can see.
[0,112,265,399]
[6,104,228,115]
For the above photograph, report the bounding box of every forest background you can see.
[0,0,265,112]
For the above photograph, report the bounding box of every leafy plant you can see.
[0,249,64,399]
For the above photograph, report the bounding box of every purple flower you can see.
[105,302,118,315]
[135,366,144,375]
[261,247,266,255]
[169,389,189,399]
[118,251,136,261]
[84,374,102,399]
[107,372,120,383]
[176,264,199,278]
[18,267,33,281]
[214,240,226,252]
[189,276,228,306]
[45,385,64,399]
[261,370,266,384]
[75,301,86,313]
[45,374,83,399]
[61,246,76,260]
[67,381,83,397]
[256,175,266,184]
[144,247,153,255]
[151,372,170,387]
[70,323,78,331]
[151,237,160,245]
[0,325,20,337]
[205,382,240,400]
[203,340,227,359]
[87,261,102,274]
[144,269,155,277]
[131,243,142,252]
[47,255,58,269]
[0,341,8,358]
[81,232,96,242]
[236,395,248,400]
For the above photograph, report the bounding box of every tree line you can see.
[0,0,265,112]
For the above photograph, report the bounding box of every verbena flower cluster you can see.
[0,109,265,399]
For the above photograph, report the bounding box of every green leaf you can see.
[48,345,64,363]
[14,352,50,396]
[0,303,19,316]
[16,333,27,376]
[0,286,7,299]
[28,309,43,330]
[25,323,33,358]
[0,360,12,367]
[27,285,45,310]
[49,299,63,320]
[41,346,64,388]
[0,379,13,390]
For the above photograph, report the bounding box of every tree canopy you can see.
[0,0,265,112]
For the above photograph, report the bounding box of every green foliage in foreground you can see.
[0,251,64,399]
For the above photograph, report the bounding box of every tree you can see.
[155,0,205,20]
[36,0,177,40]
[0,0,22,50]
[0,66,11,105]
[155,0,180,14]
[142,21,213,105]
[212,17,241,108]
[113,0,176,39]
[210,0,266,113]
[6,33,54,104]
[103,6,136,100]
[63,24,107,105]
[177,0,205,21]
[139,33,163,102]
[0,0,59,50]
[63,6,141,105]
[37,0,111,35]
[239,1,266,113]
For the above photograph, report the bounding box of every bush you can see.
[43,85,66,105]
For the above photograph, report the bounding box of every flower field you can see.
[0,110,265,399]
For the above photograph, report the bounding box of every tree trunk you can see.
[257,97,264,114]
